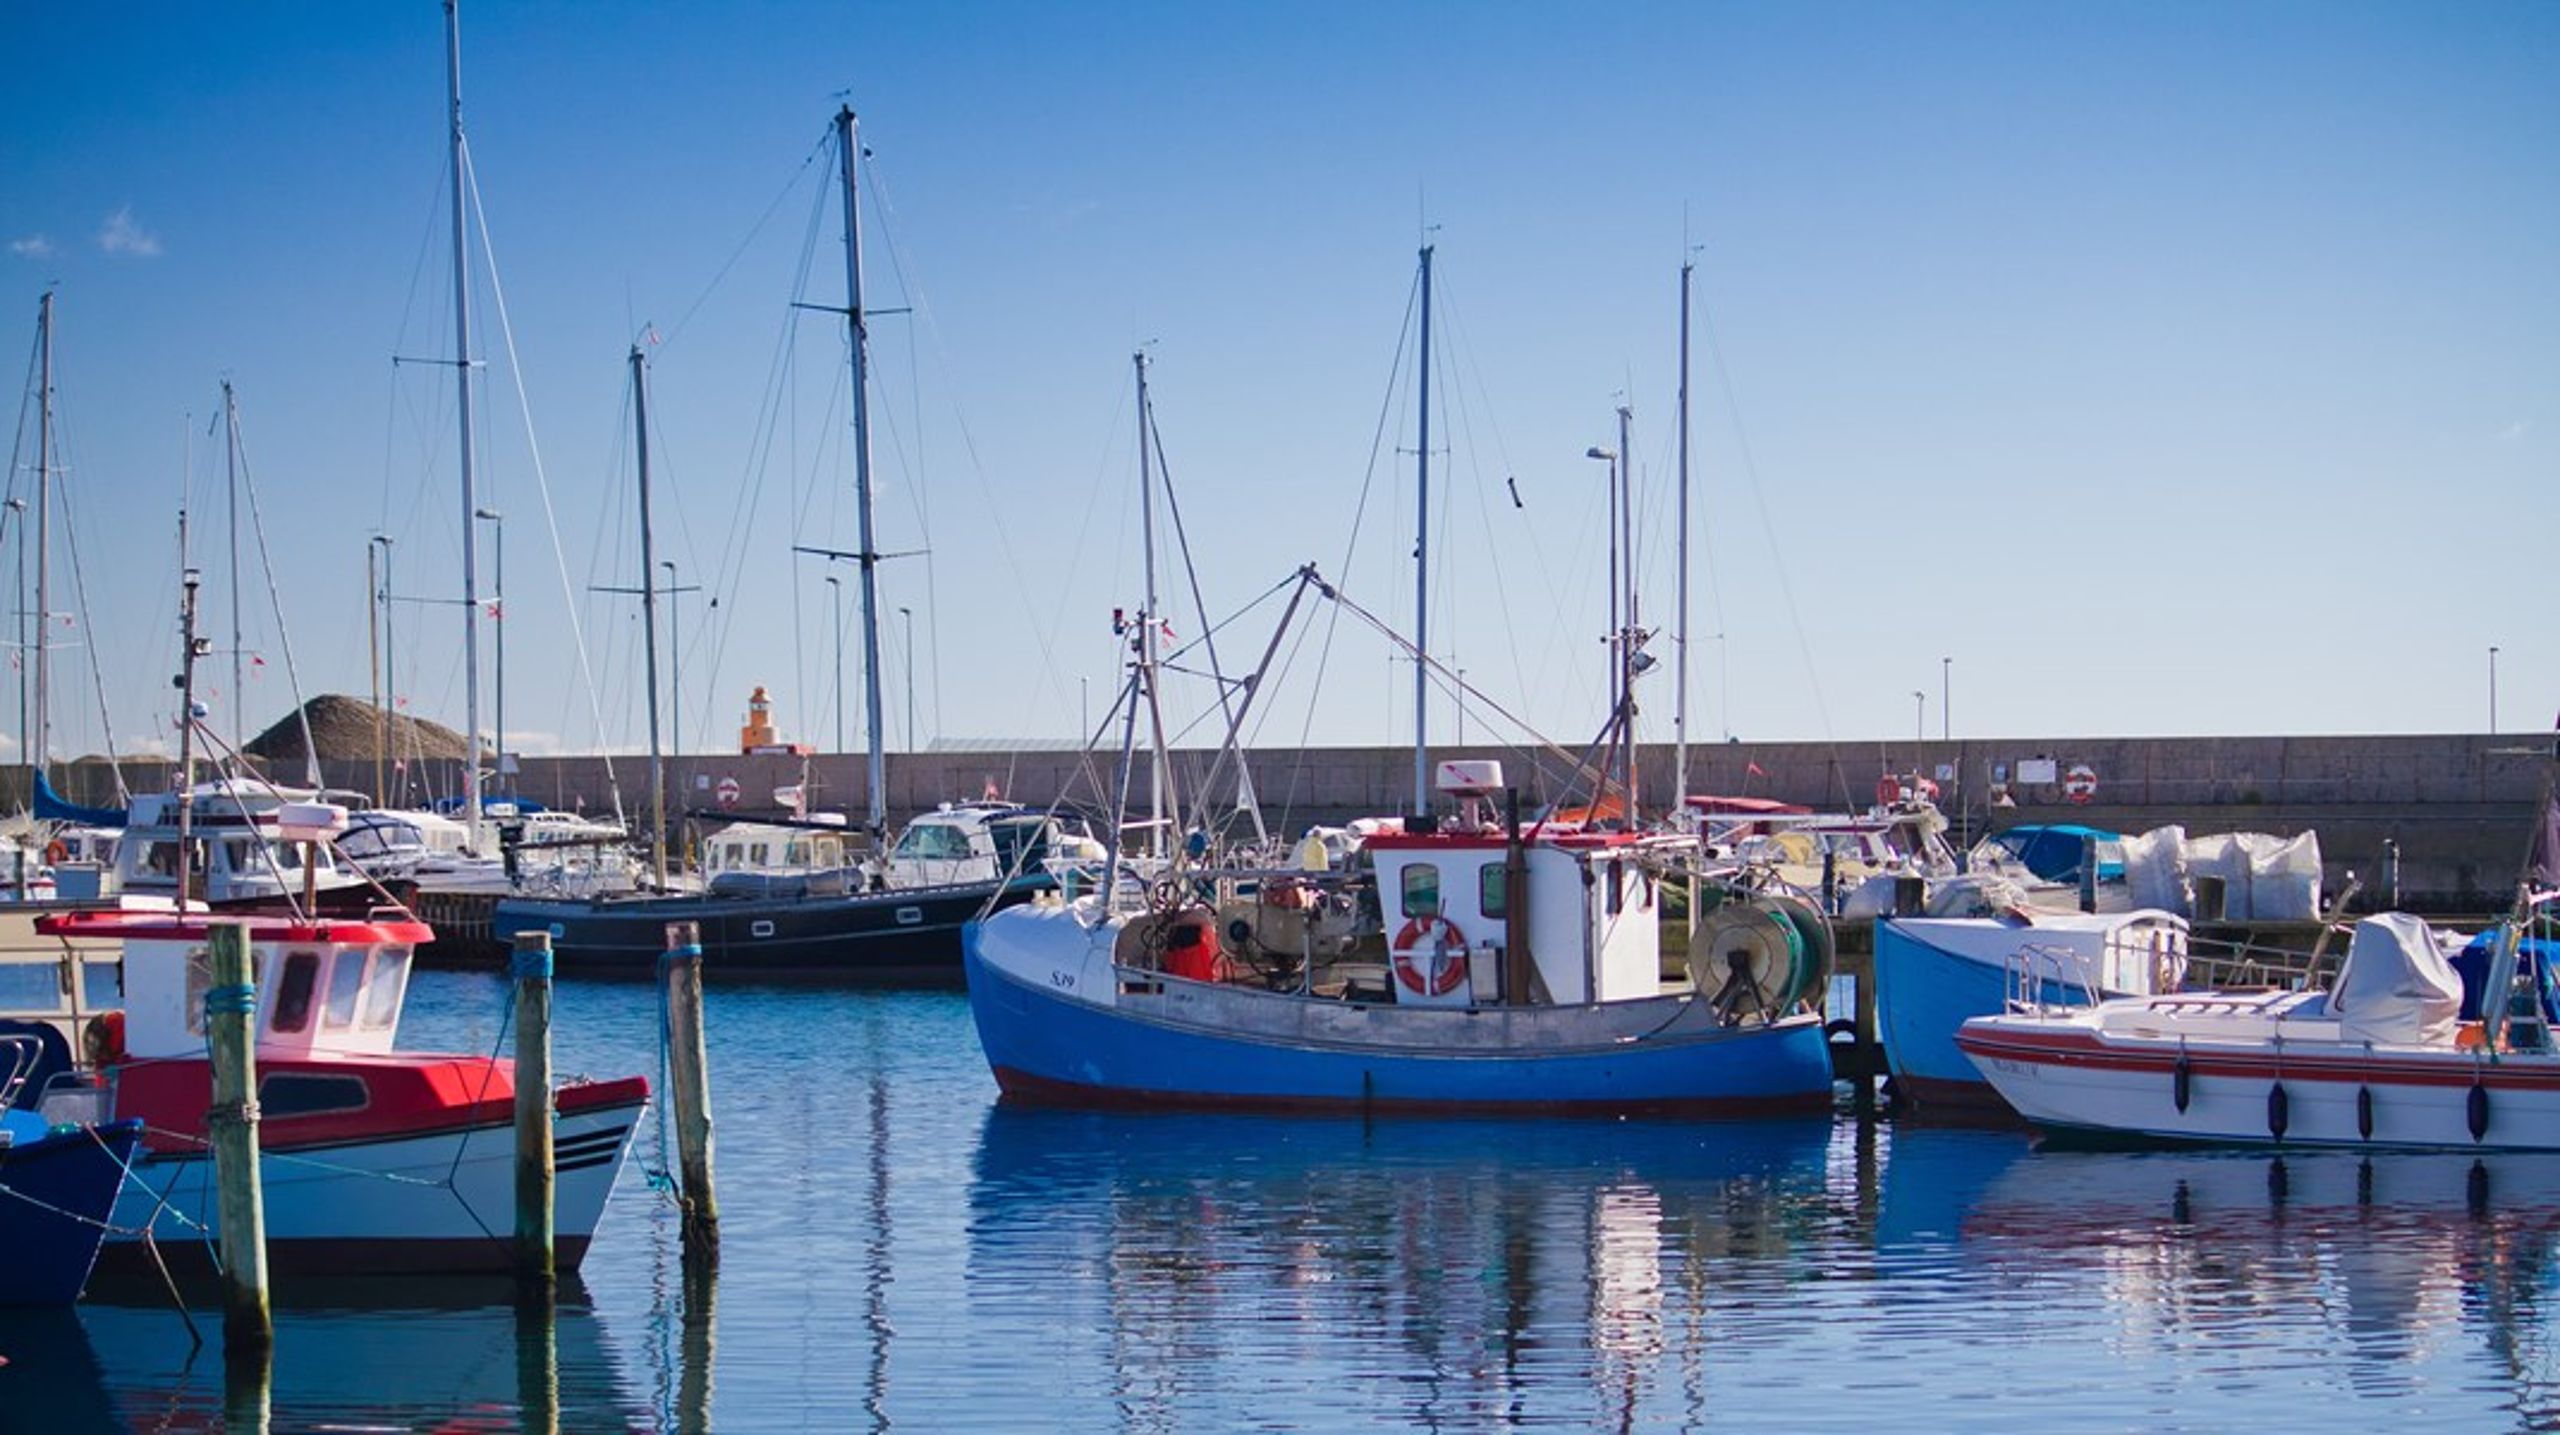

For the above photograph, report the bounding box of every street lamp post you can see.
[899,606,915,753]
[1940,656,1951,742]
[1585,444,1621,801]
[475,508,503,793]
[826,576,845,754]
[2490,646,2500,734]
[1912,690,1926,751]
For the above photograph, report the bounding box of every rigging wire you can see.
[222,397,322,782]
[465,143,629,823]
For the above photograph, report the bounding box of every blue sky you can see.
[3,2,2553,774]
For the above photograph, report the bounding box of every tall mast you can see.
[1412,244,1434,817]
[1135,350,1173,858]
[443,0,485,849]
[835,105,889,841]
[1617,401,1636,821]
[632,345,667,888]
[1673,260,1692,808]
[224,381,243,749]
[31,292,51,790]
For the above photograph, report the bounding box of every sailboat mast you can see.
[1412,244,1434,817]
[224,381,244,748]
[1673,259,1692,808]
[31,291,51,790]
[631,345,666,888]
[835,105,889,841]
[1135,350,1170,859]
[443,0,485,849]
[1617,401,1636,821]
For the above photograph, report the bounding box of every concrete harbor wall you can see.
[29,730,2551,913]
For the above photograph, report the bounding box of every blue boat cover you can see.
[31,770,125,828]
[2452,932,2560,1025]
[1986,824,2124,883]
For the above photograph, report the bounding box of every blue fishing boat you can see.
[0,1032,142,1304]
[966,760,1835,1115]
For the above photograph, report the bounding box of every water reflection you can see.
[1878,1126,2560,1423]
[969,1108,1840,1429]
[0,1277,645,1430]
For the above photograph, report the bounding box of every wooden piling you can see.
[513,930,556,1287]
[2079,834,2099,913]
[663,920,719,1255]
[205,921,272,1360]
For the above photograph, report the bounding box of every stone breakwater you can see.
[33,731,2548,914]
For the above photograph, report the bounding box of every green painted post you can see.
[205,921,271,1360]
[513,929,555,1286]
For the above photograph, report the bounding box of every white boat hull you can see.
[1960,1005,2560,1151]
[98,1095,645,1277]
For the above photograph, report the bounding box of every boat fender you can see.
[2171,1055,2191,1114]
[2266,1083,2289,1141]
[1390,916,1469,997]
[2468,1081,2490,1143]
[2356,1086,2375,1141]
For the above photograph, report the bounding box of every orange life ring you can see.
[43,839,67,865]
[1390,915,1469,997]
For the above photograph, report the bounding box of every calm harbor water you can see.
[8,970,2560,1431]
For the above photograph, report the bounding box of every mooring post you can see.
[663,919,719,1256]
[205,921,271,1361]
[2079,833,2099,913]
[513,929,556,1288]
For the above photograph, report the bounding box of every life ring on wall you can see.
[1390,915,1469,997]
[2063,764,2099,805]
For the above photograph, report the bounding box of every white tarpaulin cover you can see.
[2122,825,2189,914]
[2330,913,2462,1046]
[2181,830,2322,921]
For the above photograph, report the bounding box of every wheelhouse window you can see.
[185,945,266,1035]
[1478,862,1508,920]
[895,824,973,861]
[361,948,411,1030]
[271,950,321,1034]
[1400,863,1442,920]
[322,947,367,1031]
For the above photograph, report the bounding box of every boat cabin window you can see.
[271,950,321,1034]
[361,948,411,1030]
[1400,863,1442,920]
[137,839,181,879]
[184,946,267,1035]
[896,823,974,861]
[750,843,771,866]
[322,947,367,1031]
[1605,858,1624,915]
[258,1072,369,1118]
[1478,862,1508,920]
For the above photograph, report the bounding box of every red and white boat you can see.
[1956,909,2560,1151]
[32,906,649,1280]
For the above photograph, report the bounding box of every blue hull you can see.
[964,929,1834,1116]
[0,1118,143,1305]
[1877,921,2126,1111]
